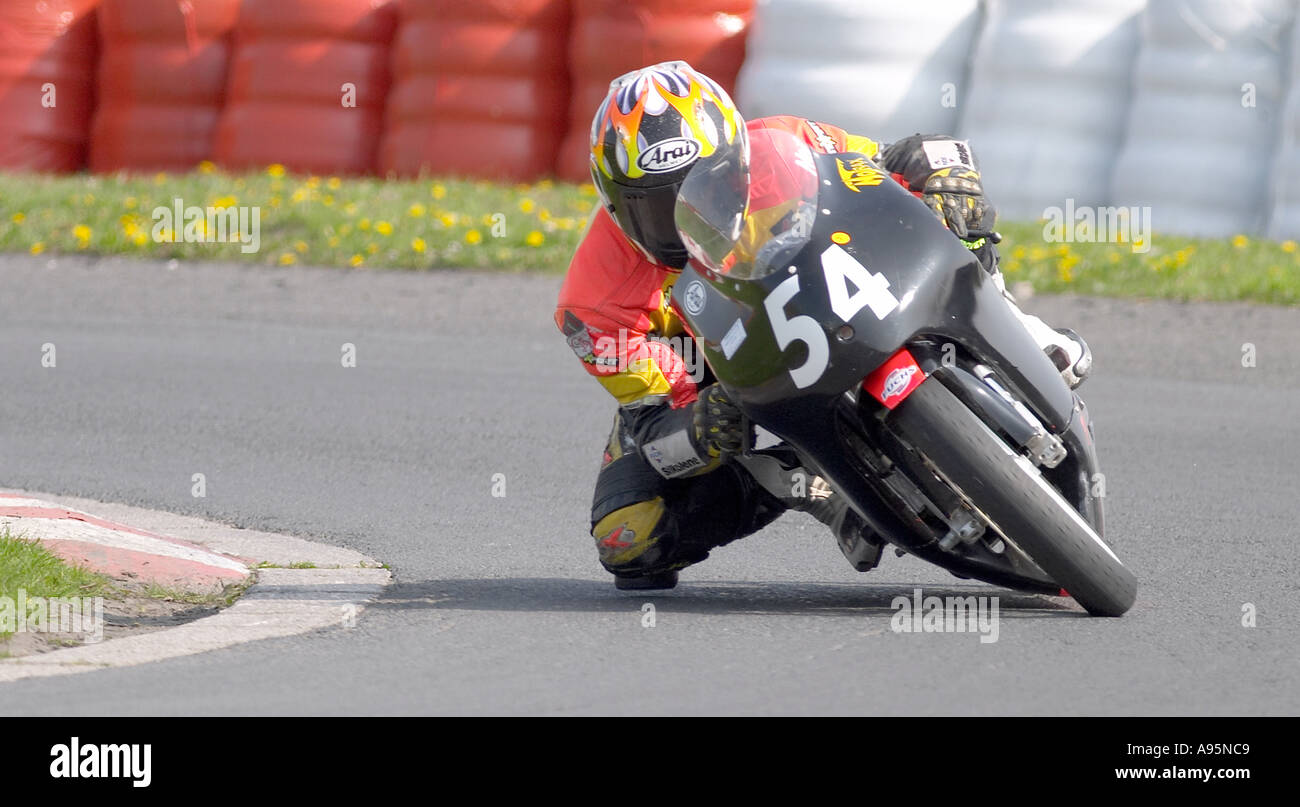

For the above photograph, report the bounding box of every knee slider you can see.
[591,497,669,572]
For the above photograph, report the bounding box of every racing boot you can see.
[798,476,884,572]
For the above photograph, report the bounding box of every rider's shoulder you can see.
[560,207,673,325]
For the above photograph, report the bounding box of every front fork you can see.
[863,343,1105,536]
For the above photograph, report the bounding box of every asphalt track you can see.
[1,254,1296,715]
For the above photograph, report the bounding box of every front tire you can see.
[890,378,1137,617]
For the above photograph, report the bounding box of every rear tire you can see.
[891,379,1137,616]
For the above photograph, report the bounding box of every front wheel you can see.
[890,378,1137,617]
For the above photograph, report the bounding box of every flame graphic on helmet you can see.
[591,61,743,182]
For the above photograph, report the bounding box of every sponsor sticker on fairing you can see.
[881,365,917,401]
[863,349,926,409]
[720,318,747,359]
[836,157,886,192]
[682,280,707,315]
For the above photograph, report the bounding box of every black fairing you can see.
[672,150,1104,587]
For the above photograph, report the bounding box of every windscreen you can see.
[674,127,820,280]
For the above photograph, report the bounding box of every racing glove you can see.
[623,383,749,479]
[692,384,748,458]
[879,134,997,239]
[921,166,995,239]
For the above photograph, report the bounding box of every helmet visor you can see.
[674,142,748,275]
[676,128,820,280]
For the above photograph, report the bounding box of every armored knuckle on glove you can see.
[880,134,996,240]
[923,167,995,239]
[692,384,748,458]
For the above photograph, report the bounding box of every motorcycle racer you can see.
[555,61,1091,589]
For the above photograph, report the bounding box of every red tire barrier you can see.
[0,0,99,172]
[380,0,570,181]
[90,0,239,173]
[213,0,396,175]
[558,0,753,182]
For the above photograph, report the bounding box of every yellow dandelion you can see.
[1232,234,1249,248]
[579,183,597,197]
[375,220,393,236]
[407,203,426,218]
[30,242,45,255]
[411,237,427,254]
[525,230,544,247]
[358,218,371,231]
[197,160,216,174]
[438,212,455,228]
[269,195,282,208]
[465,229,482,245]
[294,240,308,254]
[366,242,379,255]
[327,236,340,248]
[431,184,446,200]
[153,172,168,185]
[1282,240,1296,253]
[349,254,364,267]
[266,164,286,178]
[322,195,335,207]
[132,233,148,247]
[11,212,25,224]
[73,224,92,242]
[306,176,321,189]
[343,202,358,216]
[327,177,341,190]
[291,188,308,204]
[124,196,138,210]
[212,195,237,208]
[279,253,297,265]
[519,198,536,214]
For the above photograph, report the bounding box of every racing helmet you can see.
[589,60,747,268]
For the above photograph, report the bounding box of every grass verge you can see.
[0,528,111,642]
[0,527,252,650]
[1,166,1297,305]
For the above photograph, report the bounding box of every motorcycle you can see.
[670,127,1137,617]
